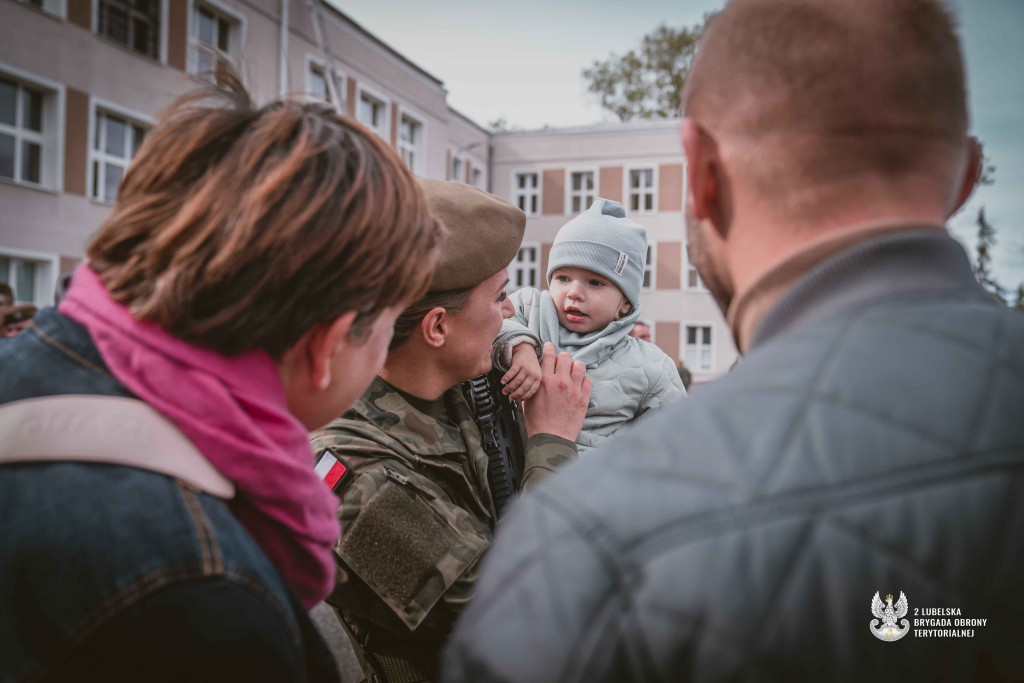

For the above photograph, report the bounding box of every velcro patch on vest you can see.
[315,448,351,492]
[614,252,629,275]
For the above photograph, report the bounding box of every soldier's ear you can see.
[420,306,447,348]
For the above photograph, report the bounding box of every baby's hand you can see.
[502,343,542,401]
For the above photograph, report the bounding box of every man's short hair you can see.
[87,70,444,357]
[683,0,967,184]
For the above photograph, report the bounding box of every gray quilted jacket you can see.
[493,287,685,454]
[445,229,1024,682]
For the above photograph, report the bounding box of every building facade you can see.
[0,0,735,379]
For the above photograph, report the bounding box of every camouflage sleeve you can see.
[520,433,577,491]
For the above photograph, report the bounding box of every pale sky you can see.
[330,0,1024,293]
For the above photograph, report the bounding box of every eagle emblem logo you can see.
[870,591,909,642]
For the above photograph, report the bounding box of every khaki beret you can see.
[418,178,526,292]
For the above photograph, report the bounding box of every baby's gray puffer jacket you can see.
[493,287,685,454]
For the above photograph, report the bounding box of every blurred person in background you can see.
[0,71,443,682]
[628,319,652,342]
[3,304,37,337]
[444,0,1024,680]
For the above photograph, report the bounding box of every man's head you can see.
[629,321,652,343]
[85,72,444,429]
[681,0,980,312]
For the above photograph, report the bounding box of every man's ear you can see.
[309,310,359,391]
[949,136,982,218]
[419,306,448,349]
[681,118,725,237]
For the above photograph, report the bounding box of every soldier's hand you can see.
[523,342,591,441]
[502,343,542,401]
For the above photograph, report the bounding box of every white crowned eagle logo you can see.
[870,591,909,642]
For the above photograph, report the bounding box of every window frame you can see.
[396,106,426,176]
[355,83,389,140]
[625,165,657,215]
[0,63,64,192]
[511,170,541,217]
[189,0,245,78]
[565,167,598,215]
[93,0,169,64]
[16,0,67,19]
[684,243,707,291]
[448,152,464,182]
[304,53,344,111]
[683,322,716,372]
[0,247,59,308]
[507,241,541,291]
[88,98,155,205]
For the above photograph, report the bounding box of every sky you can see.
[329,0,1024,293]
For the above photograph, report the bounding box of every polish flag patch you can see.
[315,449,350,491]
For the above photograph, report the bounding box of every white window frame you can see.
[17,0,67,19]
[355,83,389,139]
[507,242,540,291]
[449,152,464,182]
[189,0,245,77]
[0,247,59,308]
[511,171,540,217]
[304,54,344,111]
[683,322,715,372]
[685,243,707,291]
[565,167,598,215]
[0,64,64,192]
[88,98,154,205]
[625,166,657,215]
[93,0,169,64]
[397,106,426,176]
[643,244,656,291]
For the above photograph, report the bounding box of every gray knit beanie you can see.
[546,198,648,308]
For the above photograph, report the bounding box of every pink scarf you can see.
[59,264,340,608]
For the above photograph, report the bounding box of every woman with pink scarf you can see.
[0,73,443,682]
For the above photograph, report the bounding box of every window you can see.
[357,90,387,137]
[18,0,64,16]
[307,59,342,108]
[398,113,423,174]
[192,3,240,77]
[0,253,54,306]
[508,243,539,290]
[449,155,463,182]
[685,325,713,371]
[686,245,706,290]
[98,0,161,60]
[91,110,148,203]
[628,168,655,213]
[514,172,539,216]
[568,170,595,213]
[471,168,483,189]
[0,76,46,186]
[643,245,654,290]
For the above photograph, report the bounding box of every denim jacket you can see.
[0,308,339,683]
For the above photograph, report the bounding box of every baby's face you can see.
[549,266,631,334]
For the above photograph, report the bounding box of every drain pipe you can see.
[279,0,289,96]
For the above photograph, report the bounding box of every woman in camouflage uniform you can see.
[311,179,591,683]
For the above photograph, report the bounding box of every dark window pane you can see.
[198,8,216,44]
[102,5,129,45]
[530,196,537,214]
[0,79,16,126]
[517,196,526,211]
[645,194,653,211]
[688,269,699,288]
[646,247,652,264]
[23,88,42,132]
[21,141,40,183]
[572,173,581,191]
[218,18,231,51]
[0,257,8,283]
[92,160,99,197]
[14,260,34,302]
[132,125,146,156]
[104,115,126,157]
[630,170,640,189]
[643,271,651,288]
[104,162,123,202]
[687,326,697,344]
[584,173,593,190]
[0,134,14,179]
[702,326,711,344]
[630,195,639,212]
[529,270,535,287]
[132,17,151,55]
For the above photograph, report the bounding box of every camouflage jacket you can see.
[310,376,576,679]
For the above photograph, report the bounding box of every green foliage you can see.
[973,207,1007,300]
[1013,284,1024,312]
[581,20,707,122]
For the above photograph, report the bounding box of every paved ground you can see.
[311,602,362,681]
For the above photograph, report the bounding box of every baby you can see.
[493,198,685,454]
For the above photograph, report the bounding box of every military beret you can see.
[418,178,526,292]
[3,304,37,326]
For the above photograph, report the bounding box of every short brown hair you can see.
[683,0,967,183]
[87,70,444,357]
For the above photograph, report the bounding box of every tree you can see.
[973,207,1006,300]
[1013,284,1024,312]
[581,20,707,122]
